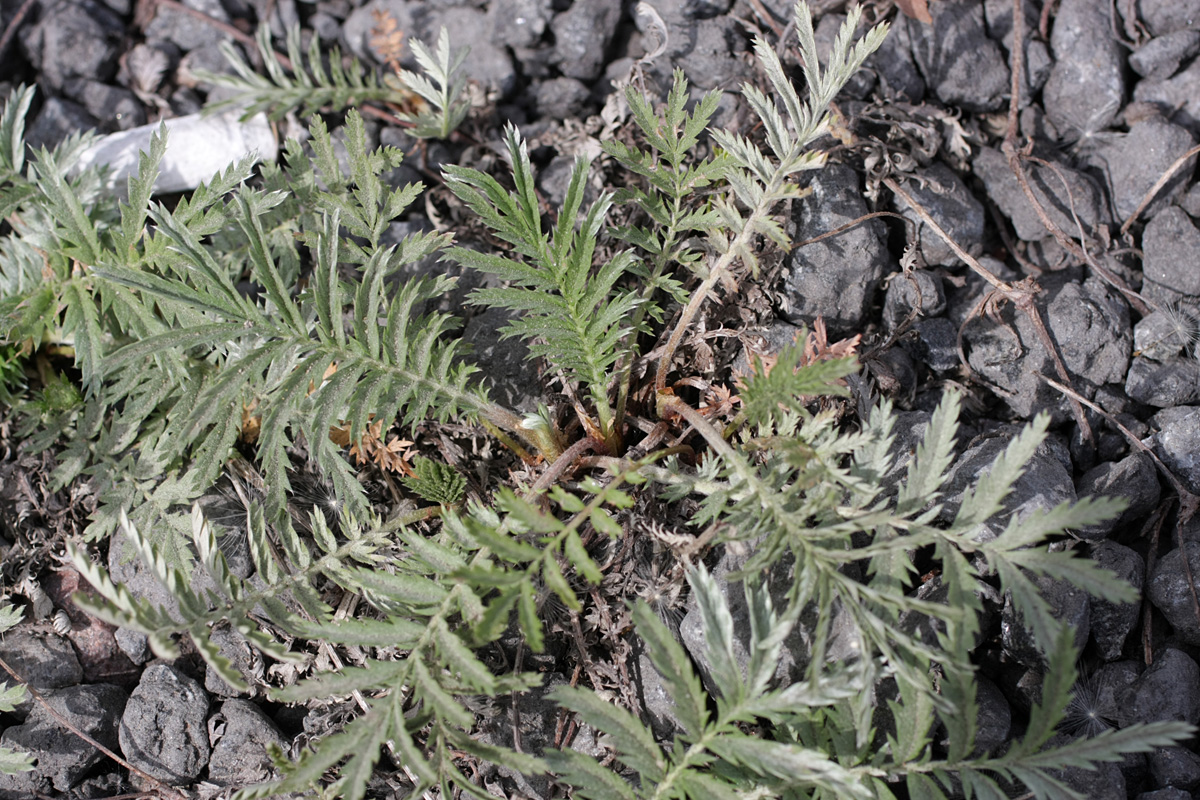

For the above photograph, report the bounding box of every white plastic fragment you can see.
[74,110,278,194]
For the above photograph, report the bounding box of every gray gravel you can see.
[207,699,289,786]
[780,164,891,335]
[1121,649,1200,727]
[0,683,127,798]
[119,664,212,784]
[1043,0,1125,140]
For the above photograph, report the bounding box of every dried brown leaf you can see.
[370,9,406,75]
[895,0,933,24]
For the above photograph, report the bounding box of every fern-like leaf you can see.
[393,27,470,139]
[402,457,467,506]
[200,25,395,120]
[445,124,638,442]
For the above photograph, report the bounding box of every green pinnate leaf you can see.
[402,457,467,507]
[543,748,636,800]
[631,600,709,738]
[548,685,666,782]
[0,744,34,775]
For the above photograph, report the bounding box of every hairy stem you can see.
[654,197,775,403]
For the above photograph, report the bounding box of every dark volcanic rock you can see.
[1149,745,1200,791]
[1043,0,1125,140]
[433,7,517,97]
[119,664,212,784]
[463,306,540,413]
[867,14,924,102]
[551,0,622,82]
[907,317,961,373]
[342,1,516,96]
[1140,788,1194,799]
[964,278,1130,420]
[1087,541,1144,660]
[1181,183,1200,217]
[906,0,1009,112]
[637,3,750,93]
[1046,280,1132,385]
[973,146,1106,241]
[1130,30,1200,80]
[984,0,1052,105]
[898,574,999,653]
[940,427,1076,534]
[1148,406,1200,493]
[1076,453,1162,539]
[20,0,123,92]
[972,675,1012,756]
[488,0,552,48]
[672,18,750,91]
[1085,118,1198,222]
[144,0,232,51]
[25,97,97,150]
[779,164,891,335]
[634,649,683,738]
[1143,206,1200,298]
[342,0,417,61]
[1137,0,1200,36]
[1150,541,1200,644]
[0,629,83,713]
[883,270,946,330]
[1081,660,1143,729]
[1121,649,1200,726]
[536,77,591,119]
[1001,574,1090,667]
[65,81,146,132]
[203,626,258,698]
[207,699,289,786]
[891,163,985,267]
[1048,748,1126,800]
[0,684,127,797]
[1125,355,1200,407]
[1135,58,1200,133]
[1133,307,1200,362]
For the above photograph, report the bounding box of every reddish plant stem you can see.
[0,0,35,66]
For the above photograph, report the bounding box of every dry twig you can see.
[0,655,190,800]
[1042,374,1200,645]
[1120,143,1200,236]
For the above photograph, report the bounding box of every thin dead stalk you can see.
[1141,505,1170,666]
[528,437,599,495]
[1042,374,1200,643]
[788,210,910,250]
[0,655,190,800]
[0,0,35,66]
[884,176,1095,450]
[1002,0,1150,316]
[1120,143,1200,236]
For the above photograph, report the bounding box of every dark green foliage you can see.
[392,28,471,139]
[557,394,1190,800]
[605,69,729,312]
[402,457,467,506]
[199,24,469,139]
[444,125,638,444]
